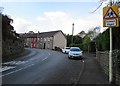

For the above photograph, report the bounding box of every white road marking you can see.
[1,52,50,76]
[2,61,15,65]
[0,66,15,72]
[2,61,27,65]
[29,57,40,61]
[75,60,85,84]
[42,57,48,61]
[0,64,34,77]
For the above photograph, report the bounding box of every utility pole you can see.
[71,23,74,46]
[0,7,4,14]
[109,0,113,84]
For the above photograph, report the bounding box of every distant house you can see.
[20,30,67,49]
[20,31,37,48]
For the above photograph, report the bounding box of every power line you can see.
[90,1,104,13]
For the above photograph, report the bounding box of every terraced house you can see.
[20,30,67,49]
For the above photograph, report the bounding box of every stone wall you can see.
[112,50,120,85]
[96,51,109,76]
[96,50,120,86]
[2,39,24,61]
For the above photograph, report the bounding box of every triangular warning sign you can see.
[103,7,118,19]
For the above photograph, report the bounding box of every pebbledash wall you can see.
[2,39,24,60]
[96,50,120,86]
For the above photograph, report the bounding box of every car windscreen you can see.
[66,48,70,49]
[70,48,80,51]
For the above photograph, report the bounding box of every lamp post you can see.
[71,23,74,46]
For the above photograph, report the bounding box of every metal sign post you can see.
[103,0,119,84]
[109,27,113,83]
[109,0,113,83]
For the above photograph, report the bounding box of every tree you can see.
[66,34,72,46]
[112,27,120,50]
[2,14,15,41]
[82,30,95,51]
[96,28,110,51]
[73,35,83,44]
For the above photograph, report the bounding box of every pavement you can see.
[78,52,109,84]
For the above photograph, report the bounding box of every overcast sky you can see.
[1,0,114,35]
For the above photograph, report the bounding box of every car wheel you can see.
[80,56,83,60]
[65,51,66,54]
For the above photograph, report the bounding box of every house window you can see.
[37,38,39,41]
[48,38,50,42]
[44,38,46,41]
[27,38,29,41]
[33,38,36,42]
[50,37,53,40]
[31,38,34,41]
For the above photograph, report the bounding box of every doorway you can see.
[43,43,46,49]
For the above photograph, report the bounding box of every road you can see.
[2,48,109,85]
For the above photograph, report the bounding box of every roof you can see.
[19,30,66,39]
[38,30,62,38]
[19,33,37,38]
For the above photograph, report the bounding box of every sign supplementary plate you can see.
[105,19,116,27]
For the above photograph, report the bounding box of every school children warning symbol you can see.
[104,7,118,19]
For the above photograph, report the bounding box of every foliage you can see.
[112,27,120,50]
[54,46,62,52]
[66,34,72,47]
[65,25,120,51]
[82,30,95,51]
[2,13,20,41]
[70,43,83,50]
[89,41,96,52]
[73,35,83,44]
[96,27,120,51]
[96,29,110,51]
[65,34,83,47]
[65,30,96,51]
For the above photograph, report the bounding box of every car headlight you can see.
[69,52,73,55]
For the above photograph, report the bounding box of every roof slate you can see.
[19,30,62,38]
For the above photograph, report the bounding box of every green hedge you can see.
[70,43,83,50]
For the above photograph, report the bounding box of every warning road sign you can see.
[103,5,119,27]
[104,7,118,19]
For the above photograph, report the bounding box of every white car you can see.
[68,47,83,59]
[62,47,70,54]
